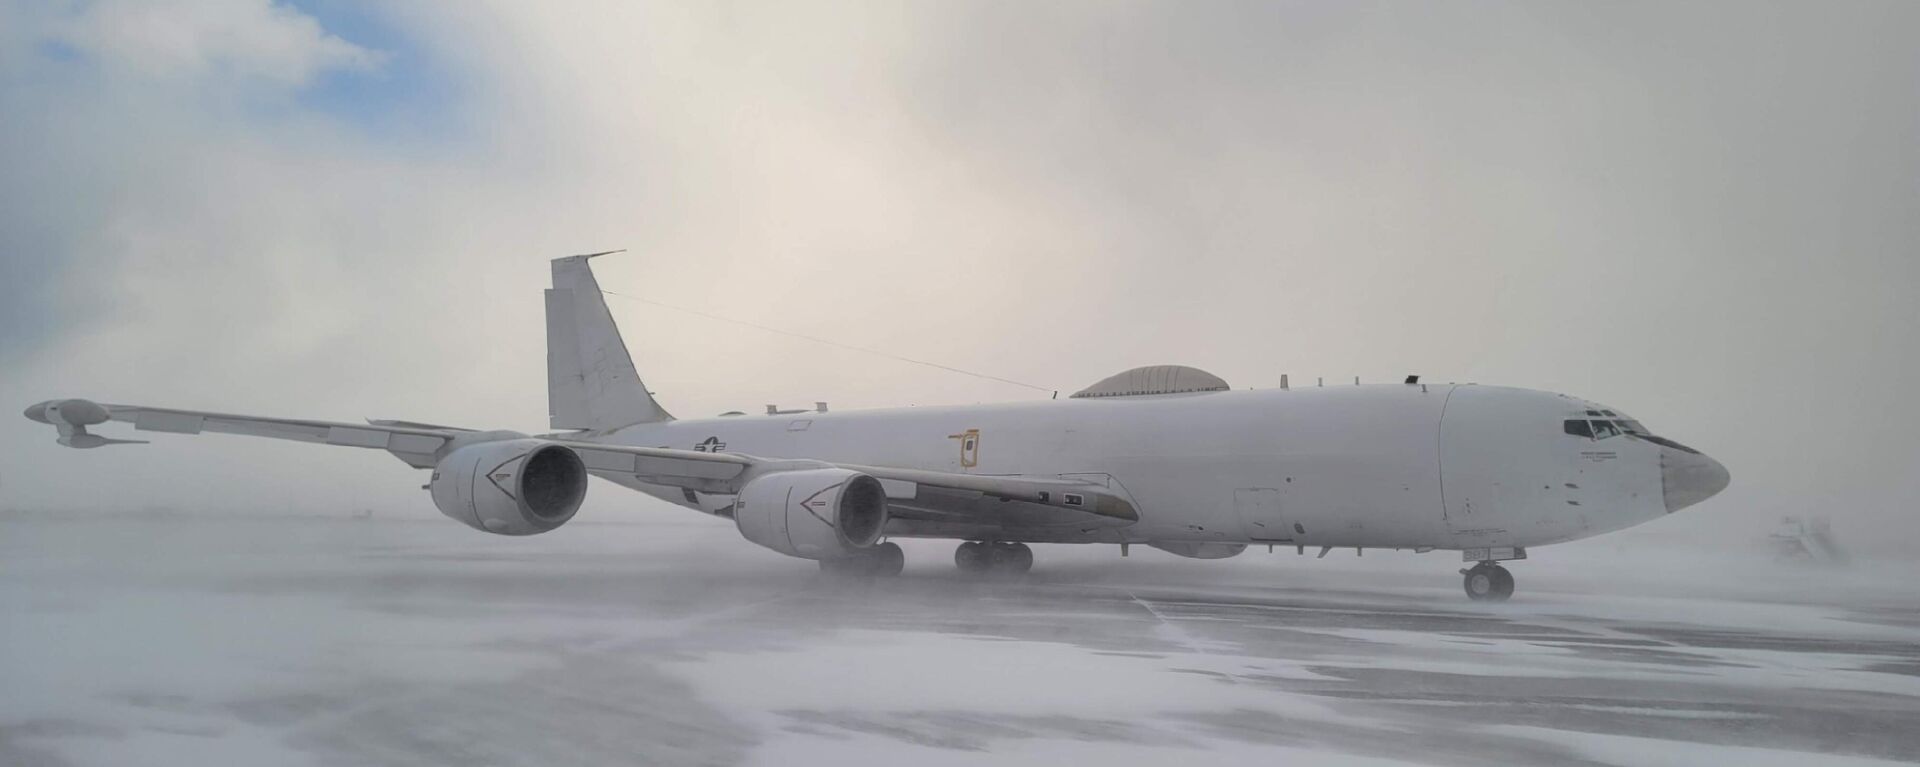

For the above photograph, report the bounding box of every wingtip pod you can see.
[25,398,141,448]
[24,398,109,426]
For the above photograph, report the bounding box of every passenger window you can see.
[1591,420,1620,439]
[1563,419,1593,438]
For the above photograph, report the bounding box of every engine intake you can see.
[734,468,888,560]
[429,439,587,535]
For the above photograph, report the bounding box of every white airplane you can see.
[24,253,1729,601]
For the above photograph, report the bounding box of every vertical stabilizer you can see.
[547,252,672,430]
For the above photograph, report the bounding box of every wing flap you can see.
[886,486,1136,529]
[325,427,393,448]
[841,464,1139,524]
[134,410,205,434]
[556,442,754,492]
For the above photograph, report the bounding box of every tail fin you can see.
[546,252,673,430]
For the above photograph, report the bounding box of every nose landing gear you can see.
[1462,562,1515,602]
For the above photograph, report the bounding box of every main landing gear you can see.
[954,541,1033,576]
[1461,561,1515,602]
[818,541,905,577]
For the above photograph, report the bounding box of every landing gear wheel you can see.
[818,542,906,577]
[954,541,990,574]
[987,542,1034,575]
[1462,562,1514,602]
[868,542,905,577]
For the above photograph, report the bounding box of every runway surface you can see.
[3,513,1918,766]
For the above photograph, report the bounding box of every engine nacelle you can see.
[429,439,587,536]
[734,468,889,560]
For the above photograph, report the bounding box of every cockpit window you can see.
[1566,405,1668,442]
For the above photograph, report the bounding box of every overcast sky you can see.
[2,1,1916,554]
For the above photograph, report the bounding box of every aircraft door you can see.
[1233,488,1290,541]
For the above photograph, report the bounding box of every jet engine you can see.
[734,468,889,560]
[429,439,587,536]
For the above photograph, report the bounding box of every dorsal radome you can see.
[1069,365,1230,399]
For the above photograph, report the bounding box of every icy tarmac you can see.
[4,514,1918,766]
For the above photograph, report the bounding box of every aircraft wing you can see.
[541,447,1137,526]
[24,399,1136,528]
[23,400,758,480]
[25,400,465,465]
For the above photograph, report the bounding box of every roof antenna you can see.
[1280,374,1289,390]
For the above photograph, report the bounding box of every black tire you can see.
[1009,543,1034,573]
[988,543,1033,575]
[1488,564,1515,601]
[1463,564,1496,601]
[870,542,905,577]
[955,541,990,573]
[1463,563,1514,602]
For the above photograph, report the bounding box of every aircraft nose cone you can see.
[1662,447,1730,512]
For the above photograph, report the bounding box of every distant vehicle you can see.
[24,254,1729,601]
[1768,516,1846,564]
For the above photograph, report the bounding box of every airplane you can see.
[23,252,1730,601]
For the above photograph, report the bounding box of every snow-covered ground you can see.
[3,513,1917,766]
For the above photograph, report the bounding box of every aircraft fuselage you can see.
[594,383,1719,551]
